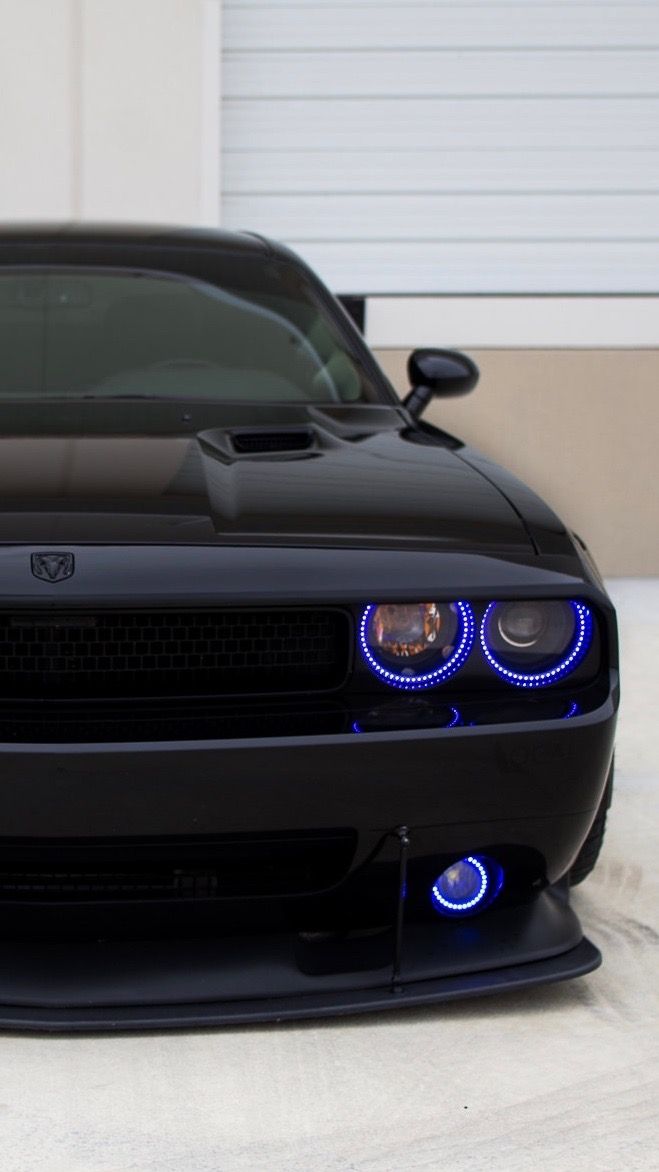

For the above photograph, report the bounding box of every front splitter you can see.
[0,891,601,1032]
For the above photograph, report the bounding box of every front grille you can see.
[0,869,210,901]
[0,831,357,901]
[0,700,348,742]
[0,608,350,700]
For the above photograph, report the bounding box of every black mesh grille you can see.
[0,701,348,743]
[0,832,357,902]
[0,608,350,700]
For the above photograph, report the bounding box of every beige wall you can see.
[376,348,657,577]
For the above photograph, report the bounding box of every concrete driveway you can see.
[0,579,656,1172]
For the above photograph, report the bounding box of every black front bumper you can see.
[0,694,615,1030]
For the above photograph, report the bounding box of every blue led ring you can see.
[480,599,593,689]
[431,856,488,913]
[359,601,475,691]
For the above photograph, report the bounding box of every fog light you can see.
[430,855,502,917]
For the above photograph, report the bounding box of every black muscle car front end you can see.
[0,225,617,1029]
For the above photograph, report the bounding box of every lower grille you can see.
[0,832,357,902]
[0,870,213,901]
[0,701,348,743]
[0,607,350,700]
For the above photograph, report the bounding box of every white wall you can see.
[0,0,221,225]
[222,0,659,296]
[0,1,77,218]
[365,297,659,350]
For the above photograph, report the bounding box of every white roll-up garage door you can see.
[221,1,659,296]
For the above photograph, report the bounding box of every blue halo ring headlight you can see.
[430,855,504,917]
[480,599,593,689]
[359,601,475,690]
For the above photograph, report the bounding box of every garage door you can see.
[221,1,659,295]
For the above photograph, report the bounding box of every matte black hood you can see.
[0,403,533,552]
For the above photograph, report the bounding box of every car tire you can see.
[569,759,614,886]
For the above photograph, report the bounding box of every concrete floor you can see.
[0,579,657,1172]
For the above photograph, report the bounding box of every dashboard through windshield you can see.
[0,266,377,404]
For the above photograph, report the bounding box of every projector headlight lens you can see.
[430,855,503,917]
[496,602,549,648]
[359,601,475,690]
[481,599,593,688]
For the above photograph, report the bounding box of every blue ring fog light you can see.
[430,855,503,917]
[480,599,593,689]
[359,601,475,690]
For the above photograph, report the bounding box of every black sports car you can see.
[0,225,617,1030]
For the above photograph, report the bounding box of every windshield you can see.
[0,266,375,404]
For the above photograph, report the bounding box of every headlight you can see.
[359,601,475,689]
[480,599,593,688]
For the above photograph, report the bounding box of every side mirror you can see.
[403,349,479,420]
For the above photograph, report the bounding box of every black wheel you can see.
[569,760,614,886]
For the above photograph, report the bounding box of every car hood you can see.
[0,403,534,552]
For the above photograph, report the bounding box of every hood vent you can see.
[231,429,314,455]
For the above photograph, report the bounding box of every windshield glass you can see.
[0,266,375,404]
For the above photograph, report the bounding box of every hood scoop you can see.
[230,429,315,455]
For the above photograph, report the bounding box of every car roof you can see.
[0,222,271,256]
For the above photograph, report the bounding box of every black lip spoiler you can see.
[0,939,600,1033]
[0,894,599,1032]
